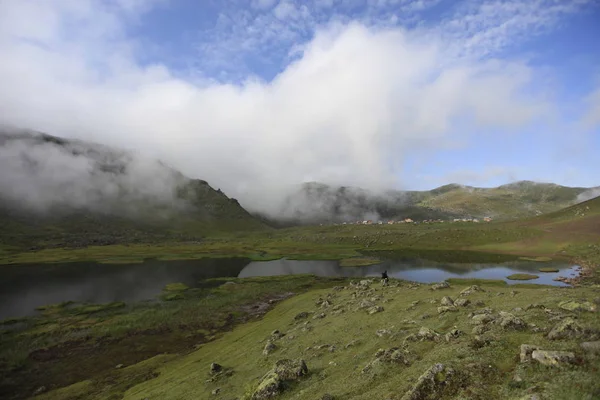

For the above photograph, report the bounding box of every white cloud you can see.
[0,0,590,216]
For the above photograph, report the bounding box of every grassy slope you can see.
[36,279,600,400]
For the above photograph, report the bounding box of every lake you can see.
[0,257,579,320]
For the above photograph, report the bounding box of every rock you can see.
[454,298,470,307]
[459,285,483,296]
[359,279,372,287]
[471,325,488,335]
[376,329,392,337]
[499,312,526,330]
[33,386,47,396]
[321,394,334,400]
[368,306,384,314]
[474,300,486,307]
[212,388,221,395]
[430,282,450,291]
[445,328,463,342]
[115,364,124,369]
[418,326,440,341]
[273,359,308,380]
[547,317,582,340]
[224,281,236,286]
[471,314,495,325]
[525,303,546,311]
[252,371,282,399]
[520,344,540,363]
[531,350,576,366]
[362,347,412,373]
[470,335,491,349]
[312,312,326,320]
[359,300,375,309]
[320,300,333,309]
[345,339,360,348]
[400,363,460,400]
[271,330,285,340]
[440,296,454,306]
[437,306,458,314]
[510,290,518,297]
[558,300,597,312]
[294,312,309,320]
[263,341,277,355]
[412,300,420,306]
[210,362,223,374]
[580,341,600,356]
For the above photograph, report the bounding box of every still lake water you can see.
[0,257,579,320]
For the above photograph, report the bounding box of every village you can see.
[321,216,493,226]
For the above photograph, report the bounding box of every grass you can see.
[506,274,539,281]
[32,278,597,400]
[0,275,343,399]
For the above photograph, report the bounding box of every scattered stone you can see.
[223,281,237,286]
[445,328,463,342]
[376,329,392,337]
[454,298,470,307]
[471,314,495,325]
[474,300,486,307]
[33,386,47,396]
[547,317,582,340]
[320,300,333,309]
[359,279,372,287]
[345,339,360,348]
[294,312,309,320]
[430,282,450,291]
[417,326,440,341]
[252,359,309,399]
[312,312,326,320]
[210,363,223,374]
[420,313,431,320]
[558,300,597,312]
[429,299,438,304]
[510,290,518,297]
[263,341,277,355]
[400,363,460,400]
[520,344,540,363]
[412,300,420,306]
[440,296,454,306]
[470,335,491,349]
[513,307,523,312]
[499,311,526,330]
[580,341,600,356]
[115,364,124,369]
[459,285,484,296]
[368,306,384,314]
[525,304,546,311]
[271,330,285,340]
[437,305,458,314]
[212,388,221,395]
[471,325,488,335]
[362,348,412,373]
[359,300,375,309]
[321,394,334,400]
[531,350,576,366]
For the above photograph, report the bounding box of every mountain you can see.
[0,130,266,249]
[267,180,597,225]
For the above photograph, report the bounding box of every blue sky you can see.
[0,0,599,209]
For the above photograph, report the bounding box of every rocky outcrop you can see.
[400,363,464,400]
[558,300,596,312]
[430,282,450,291]
[547,318,583,340]
[531,350,576,366]
[251,359,308,399]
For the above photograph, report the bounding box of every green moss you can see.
[164,283,189,292]
[506,273,539,281]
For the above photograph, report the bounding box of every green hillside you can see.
[0,131,267,250]
[273,181,595,225]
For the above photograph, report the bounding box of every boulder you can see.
[376,329,393,337]
[459,285,483,296]
[418,327,440,341]
[580,341,600,356]
[274,359,308,380]
[547,317,582,340]
[400,363,460,400]
[454,298,470,307]
[362,348,412,373]
[498,312,526,330]
[445,328,463,342]
[210,362,223,374]
[263,341,277,355]
[430,282,450,291]
[437,306,458,314]
[359,300,375,309]
[294,312,309,320]
[271,330,285,340]
[519,344,540,363]
[558,300,597,313]
[471,314,495,325]
[531,350,576,366]
[368,306,384,315]
[440,296,455,306]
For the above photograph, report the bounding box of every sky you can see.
[0,0,599,211]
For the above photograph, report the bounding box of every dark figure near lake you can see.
[381,270,389,286]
